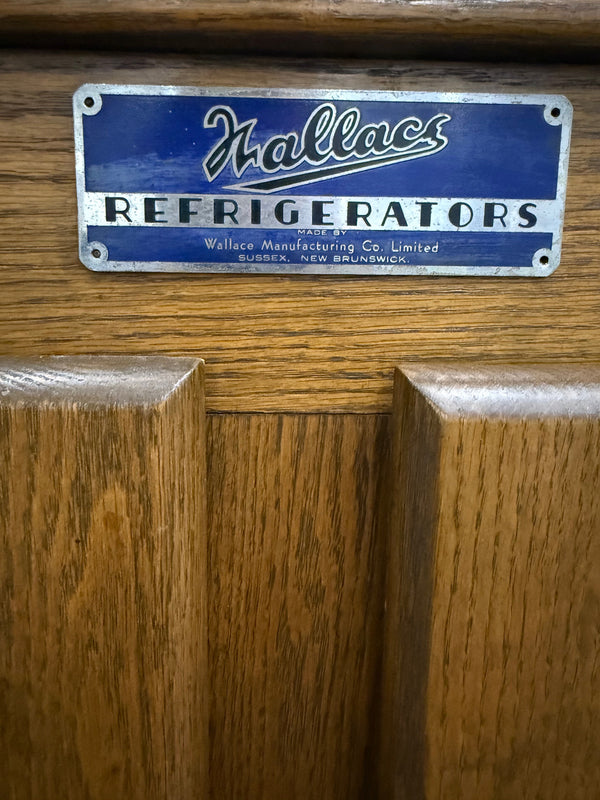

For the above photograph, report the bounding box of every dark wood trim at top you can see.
[0,0,599,63]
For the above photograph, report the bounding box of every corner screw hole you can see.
[91,248,101,258]
[550,107,560,118]
[84,97,95,108]
[540,255,549,265]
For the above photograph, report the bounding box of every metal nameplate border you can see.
[73,85,573,277]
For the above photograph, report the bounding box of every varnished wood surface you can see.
[1,53,600,413]
[207,413,389,799]
[0,356,208,800]
[381,364,600,799]
[0,1,598,61]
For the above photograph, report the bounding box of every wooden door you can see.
[1,4,600,799]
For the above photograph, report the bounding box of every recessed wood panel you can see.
[0,356,208,800]
[381,364,600,799]
[207,413,389,799]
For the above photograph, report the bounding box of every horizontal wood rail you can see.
[0,1,598,61]
[1,53,599,413]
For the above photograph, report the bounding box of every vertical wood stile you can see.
[0,356,207,800]
[381,364,600,800]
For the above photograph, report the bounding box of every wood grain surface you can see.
[0,356,208,800]
[0,1,598,61]
[207,413,389,800]
[1,52,600,413]
[381,364,600,799]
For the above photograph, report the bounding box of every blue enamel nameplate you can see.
[73,85,572,276]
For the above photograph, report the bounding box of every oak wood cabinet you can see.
[1,4,599,797]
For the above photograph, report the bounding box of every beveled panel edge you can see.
[0,355,204,406]
[396,363,600,419]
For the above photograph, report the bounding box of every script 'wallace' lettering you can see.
[202,102,452,193]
